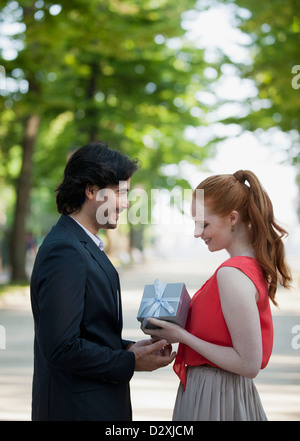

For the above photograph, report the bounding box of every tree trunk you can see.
[10,114,40,281]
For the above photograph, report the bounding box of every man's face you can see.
[95,179,130,229]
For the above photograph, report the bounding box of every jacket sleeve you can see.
[32,241,135,384]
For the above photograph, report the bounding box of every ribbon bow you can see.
[140,279,177,321]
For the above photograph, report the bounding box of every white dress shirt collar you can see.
[70,217,105,251]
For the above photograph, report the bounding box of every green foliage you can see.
[0,0,216,236]
[221,0,300,163]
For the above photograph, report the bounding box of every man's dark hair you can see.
[56,141,140,214]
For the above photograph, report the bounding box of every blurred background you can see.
[0,0,299,421]
[0,0,300,280]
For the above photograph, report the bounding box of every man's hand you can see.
[128,339,176,372]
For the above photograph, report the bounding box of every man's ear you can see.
[85,184,96,200]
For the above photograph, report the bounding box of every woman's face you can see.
[192,198,235,253]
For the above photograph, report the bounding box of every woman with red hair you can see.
[144,170,292,421]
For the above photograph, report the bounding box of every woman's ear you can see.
[229,210,239,230]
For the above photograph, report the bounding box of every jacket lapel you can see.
[57,215,121,324]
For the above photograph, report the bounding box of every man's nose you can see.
[121,196,129,210]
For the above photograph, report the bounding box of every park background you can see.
[0,0,300,421]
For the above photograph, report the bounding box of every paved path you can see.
[0,255,299,421]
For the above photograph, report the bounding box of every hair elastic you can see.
[233,170,250,186]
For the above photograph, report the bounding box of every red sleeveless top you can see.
[173,256,273,388]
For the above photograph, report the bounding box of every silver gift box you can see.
[137,279,191,329]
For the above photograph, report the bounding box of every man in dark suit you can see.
[30,142,175,421]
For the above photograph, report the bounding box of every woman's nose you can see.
[194,225,204,238]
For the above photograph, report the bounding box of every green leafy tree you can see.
[219,0,300,164]
[214,0,300,220]
[0,0,216,280]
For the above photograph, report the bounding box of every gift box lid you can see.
[137,279,191,328]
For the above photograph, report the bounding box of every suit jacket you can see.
[30,215,135,421]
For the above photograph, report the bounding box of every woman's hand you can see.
[142,318,185,344]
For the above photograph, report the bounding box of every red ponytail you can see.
[194,170,292,305]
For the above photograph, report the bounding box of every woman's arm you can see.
[144,266,263,378]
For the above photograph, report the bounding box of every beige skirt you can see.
[172,365,267,421]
